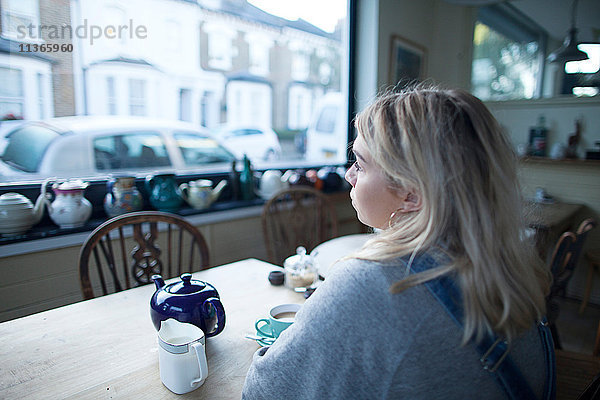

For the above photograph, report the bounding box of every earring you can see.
[388,208,404,229]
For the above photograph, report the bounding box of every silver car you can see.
[0,116,236,182]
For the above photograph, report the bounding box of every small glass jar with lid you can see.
[283,246,318,290]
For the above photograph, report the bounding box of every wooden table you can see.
[312,233,371,278]
[0,259,304,399]
[524,201,583,259]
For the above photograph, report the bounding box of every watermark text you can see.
[17,19,147,45]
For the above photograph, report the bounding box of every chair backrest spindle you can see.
[78,211,210,300]
[262,187,338,265]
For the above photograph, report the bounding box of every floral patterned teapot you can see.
[46,179,92,229]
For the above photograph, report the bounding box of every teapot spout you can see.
[152,274,165,289]
[32,194,47,224]
[32,178,52,224]
[210,180,228,203]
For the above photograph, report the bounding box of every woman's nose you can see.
[345,167,356,187]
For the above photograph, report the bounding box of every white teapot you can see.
[179,179,227,210]
[256,170,288,200]
[46,179,92,229]
[0,191,46,236]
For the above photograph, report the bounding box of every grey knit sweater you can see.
[242,256,546,399]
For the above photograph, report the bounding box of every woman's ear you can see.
[402,191,422,212]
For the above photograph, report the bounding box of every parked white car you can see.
[211,125,282,161]
[0,116,236,182]
[305,92,348,163]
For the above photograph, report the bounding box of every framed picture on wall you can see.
[389,35,426,86]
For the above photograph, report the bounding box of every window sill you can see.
[519,156,600,166]
[0,199,265,258]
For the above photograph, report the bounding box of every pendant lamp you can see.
[547,0,589,63]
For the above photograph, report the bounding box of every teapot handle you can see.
[190,341,208,385]
[202,297,226,337]
[179,183,190,201]
[145,175,156,194]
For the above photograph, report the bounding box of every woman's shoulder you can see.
[326,256,408,288]
[328,247,450,283]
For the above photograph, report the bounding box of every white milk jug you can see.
[158,318,209,394]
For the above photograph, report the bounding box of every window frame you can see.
[471,3,548,100]
[0,0,41,41]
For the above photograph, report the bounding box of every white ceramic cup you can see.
[158,319,209,394]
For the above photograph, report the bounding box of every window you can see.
[173,132,235,166]
[247,33,271,76]
[204,24,235,70]
[315,105,337,133]
[0,0,40,39]
[128,79,146,116]
[93,133,170,170]
[1,0,351,185]
[471,4,546,100]
[36,73,45,119]
[288,85,312,130]
[106,77,117,115]
[179,89,192,122]
[290,42,311,82]
[0,67,24,119]
[1,125,57,172]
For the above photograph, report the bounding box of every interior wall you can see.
[375,0,474,96]
[357,0,600,305]
[487,97,600,159]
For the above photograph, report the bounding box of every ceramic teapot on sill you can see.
[146,173,183,212]
[179,179,227,210]
[104,175,143,217]
[46,179,93,229]
[150,273,226,337]
[0,190,46,236]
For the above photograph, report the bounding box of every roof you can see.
[199,0,338,40]
[88,56,159,70]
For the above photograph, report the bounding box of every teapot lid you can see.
[0,192,32,206]
[53,179,89,191]
[165,273,207,294]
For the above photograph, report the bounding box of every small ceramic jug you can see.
[145,173,183,212]
[104,175,143,217]
[158,319,208,394]
[47,179,92,229]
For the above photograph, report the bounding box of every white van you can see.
[305,92,348,163]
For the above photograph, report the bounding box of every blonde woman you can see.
[242,87,555,399]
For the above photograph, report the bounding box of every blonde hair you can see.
[352,86,550,344]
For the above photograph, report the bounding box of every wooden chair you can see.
[547,218,597,348]
[556,349,600,400]
[262,187,338,265]
[579,250,600,314]
[78,211,210,300]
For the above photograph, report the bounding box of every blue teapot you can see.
[150,274,226,337]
